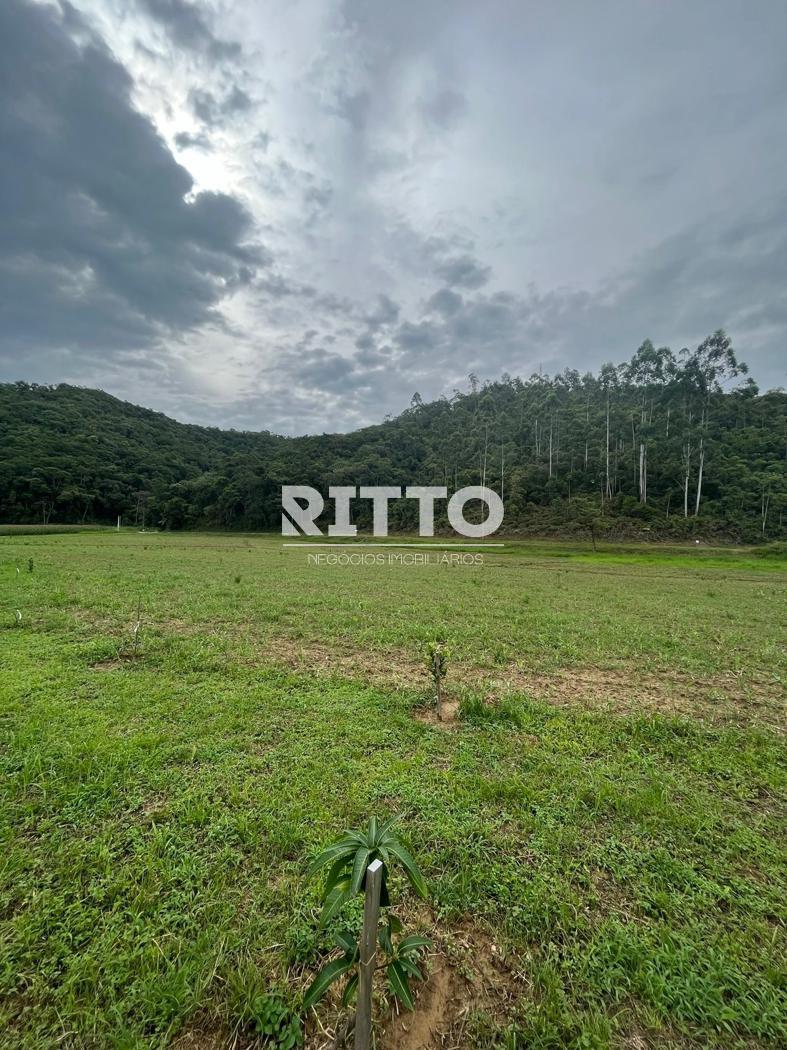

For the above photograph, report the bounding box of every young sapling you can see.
[304,817,430,1047]
[425,640,449,720]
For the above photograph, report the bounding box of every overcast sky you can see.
[2,0,786,433]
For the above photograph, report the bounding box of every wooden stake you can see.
[354,858,383,1050]
[434,653,443,721]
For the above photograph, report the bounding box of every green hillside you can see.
[1,331,785,539]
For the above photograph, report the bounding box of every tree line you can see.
[1,330,784,540]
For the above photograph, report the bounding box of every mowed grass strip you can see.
[0,532,785,1049]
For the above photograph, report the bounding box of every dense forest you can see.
[1,331,785,540]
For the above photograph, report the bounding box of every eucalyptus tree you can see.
[680,330,747,515]
[598,363,620,501]
[624,340,676,504]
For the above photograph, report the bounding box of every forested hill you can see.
[1,330,785,540]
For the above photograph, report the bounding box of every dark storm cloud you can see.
[588,192,787,383]
[174,129,212,150]
[0,0,261,364]
[355,346,387,368]
[279,347,356,390]
[365,294,400,328]
[390,192,787,391]
[138,0,240,59]
[434,254,491,290]
[395,320,441,353]
[426,288,463,317]
[331,90,371,132]
[189,85,253,126]
[418,87,467,130]
[303,184,333,209]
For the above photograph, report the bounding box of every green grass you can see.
[0,532,785,1048]
[0,524,112,536]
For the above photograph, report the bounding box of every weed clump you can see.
[460,693,524,727]
[228,968,302,1049]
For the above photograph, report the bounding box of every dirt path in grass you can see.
[77,607,784,731]
[259,635,784,732]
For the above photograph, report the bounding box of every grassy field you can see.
[1,531,785,1049]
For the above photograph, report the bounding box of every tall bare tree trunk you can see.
[694,434,704,517]
[605,393,611,499]
[638,397,648,503]
[642,445,647,503]
[555,413,560,474]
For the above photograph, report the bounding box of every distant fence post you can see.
[354,858,383,1050]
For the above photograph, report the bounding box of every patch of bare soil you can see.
[512,665,784,729]
[300,916,522,1050]
[89,652,141,670]
[264,637,425,690]
[171,1031,228,1050]
[379,922,522,1050]
[138,794,169,822]
[89,658,124,671]
[382,960,462,1050]
[412,698,460,729]
[262,635,784,731]
[74,605,783,730]
[171,1021,254,1049]
[614,1021,702,1049]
